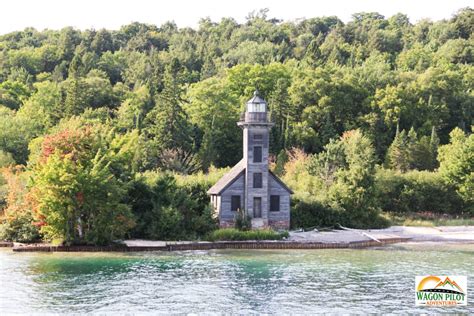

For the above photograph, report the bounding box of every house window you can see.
[270,195,280,212]
[253,146,262,163]
[253,173,262,188]
[254,134,263,140]
[231,195,241,212]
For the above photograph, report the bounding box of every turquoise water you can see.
[0,243,473,314]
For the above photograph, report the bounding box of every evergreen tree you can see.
[268,78,291,153]
[143,59,197,169]
[429,126,440,169]
[385,128,409,172]
[68,54,84,78]
[406,126,440,171]
[64,78,89,116]
[406,127,420,170]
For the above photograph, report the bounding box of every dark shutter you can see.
[231,195,241,212]
[270,195,280,212]
[253,146,262,163]
[253,173,262,188]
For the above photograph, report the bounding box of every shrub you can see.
[290,198,390,229]
[207,228,289,241]
[0,212,41,243]
[291,198,341,229]
[375,168,464,215]
[234,208,251,231]
[128,171,218,240]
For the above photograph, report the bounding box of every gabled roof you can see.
[269,171,294,194]
[207,159,294,195]
[207,159,245,195]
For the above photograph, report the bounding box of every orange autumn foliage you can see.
[39,127,94,163]
[1,166,44,226]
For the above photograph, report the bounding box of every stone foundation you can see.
[269,220,290,230]
[220,219,290,230]
[219,220,235,228]
[251,218,268,229]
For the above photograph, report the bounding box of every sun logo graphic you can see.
[416,276,467,306]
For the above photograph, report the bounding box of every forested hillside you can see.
[0,8,472,244]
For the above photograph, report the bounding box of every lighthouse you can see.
[207,91,292,229]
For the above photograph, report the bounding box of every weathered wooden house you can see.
[207,91,292,229]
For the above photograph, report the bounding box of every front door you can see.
[253,197,262,218]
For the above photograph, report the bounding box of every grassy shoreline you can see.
[383,213,474,227]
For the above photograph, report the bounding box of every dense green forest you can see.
[0,8,472,245]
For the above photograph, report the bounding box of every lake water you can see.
[0,243,473,314]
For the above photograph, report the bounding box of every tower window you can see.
[270,195,280,212]
[248,103,266,112]
[231,195,241,212]
[253,146,262,163]
[254,134,263,140]
[253,173,262,188]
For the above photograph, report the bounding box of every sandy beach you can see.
[121,226,474,247]
[288,226,474,243]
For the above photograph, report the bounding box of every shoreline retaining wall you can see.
[11,238,410,252]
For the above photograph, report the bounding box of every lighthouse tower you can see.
[237,91,274,227]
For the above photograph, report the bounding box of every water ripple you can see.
[0,243,473,314]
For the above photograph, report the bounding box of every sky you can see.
[0,0,471,34]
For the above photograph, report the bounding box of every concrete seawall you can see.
[11,237,410,252]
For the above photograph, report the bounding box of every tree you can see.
[185,77,241,169]
[438,127,474,213]
[63,78,89,116]
[268,77,293,153]
[0,9,472,234]
[407,126,440,171]
[0,80,31,110]
[307,130,386,228]
[17,81,63,131]
[0,106,40,164]
[451,7,474,39]
[406,127,419,169]
[91,29,114,54]
[30,126,136,245]
[117,85,152,131]
[429,126,440,168]
[385,127,409,172]
[327,130,381,228]
[0,166,41,243]
[143,59,196,169]
[83,70,118,109]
